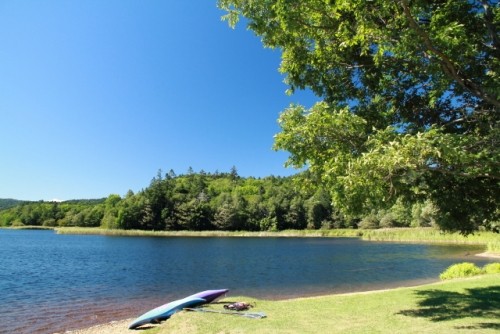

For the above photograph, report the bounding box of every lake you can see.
[0,229,494,334]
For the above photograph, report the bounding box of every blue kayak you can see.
[128,296,205,329]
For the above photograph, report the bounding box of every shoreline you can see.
[4,226,498,249]
[51,227,500,259]
[63,318,136,334]
[64,274,499,334]
[64,283,432,334]
[475,251,500,259]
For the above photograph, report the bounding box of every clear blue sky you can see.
[0,1,317,201]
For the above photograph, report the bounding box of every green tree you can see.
[286,196,307,229]
[101,194,121,229]
[116,195,143,229]
[306,188,332,229]
[219,0,500,233]
[230,165,239,181]
[0,210,18,226]
[213,193,249,230]
[82,206,104,227]
[213,201,239,230]
[177,200,214,230]
[411,200,439,227]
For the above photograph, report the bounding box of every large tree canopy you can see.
[218,0,499,233]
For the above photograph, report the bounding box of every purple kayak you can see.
[187,289,229,303]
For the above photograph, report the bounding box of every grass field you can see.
[145,274,500,334]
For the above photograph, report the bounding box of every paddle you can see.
[184,307,266,319]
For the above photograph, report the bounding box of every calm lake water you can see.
[0,229,494,334]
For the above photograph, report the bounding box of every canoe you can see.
[187,289,229,303]
[128,296,206,329]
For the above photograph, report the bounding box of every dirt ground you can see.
[63,318,159,334]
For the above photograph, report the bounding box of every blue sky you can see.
[0,1,317,201]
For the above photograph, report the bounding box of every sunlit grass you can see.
[487,241,500,253]
[147,274,500,334]
[54,227,362,238]
[359,228,499,246]
[2,225,54,230]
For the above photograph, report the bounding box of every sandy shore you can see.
[475,252,500,259]
[63,318,155,334]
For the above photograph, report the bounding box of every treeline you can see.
[0,198,106,227]
[0,168,457,232]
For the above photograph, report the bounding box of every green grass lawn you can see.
[145,274,499,334]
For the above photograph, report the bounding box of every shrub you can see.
[379,211,399,228]
[11,220,25,227]
[411,200,438,227]
[439,262,482,280]
[389,198,411,227]
[358,213,379,229]
[42,218,57,227]
[482,263,500,274]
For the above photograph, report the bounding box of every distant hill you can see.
[0,199,25,210]
[0,198,106,210]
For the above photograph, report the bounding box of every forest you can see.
[1,167,496,232]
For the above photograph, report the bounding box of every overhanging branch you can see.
[398,0,500,109]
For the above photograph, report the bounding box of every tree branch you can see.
[481,0,500,59]
[398,0,500,109]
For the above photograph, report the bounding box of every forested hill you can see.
[0,169,495,232]
[0,199,25,210]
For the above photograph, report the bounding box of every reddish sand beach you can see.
[63,318,145,334]
[476,252,500,259]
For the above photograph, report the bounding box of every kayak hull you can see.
[128,297,206,329]
[128,289,229,329]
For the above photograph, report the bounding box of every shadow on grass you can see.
[398,285,500,329]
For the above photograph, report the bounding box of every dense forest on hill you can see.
[0,199,25,210]
[3,168,494,232]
